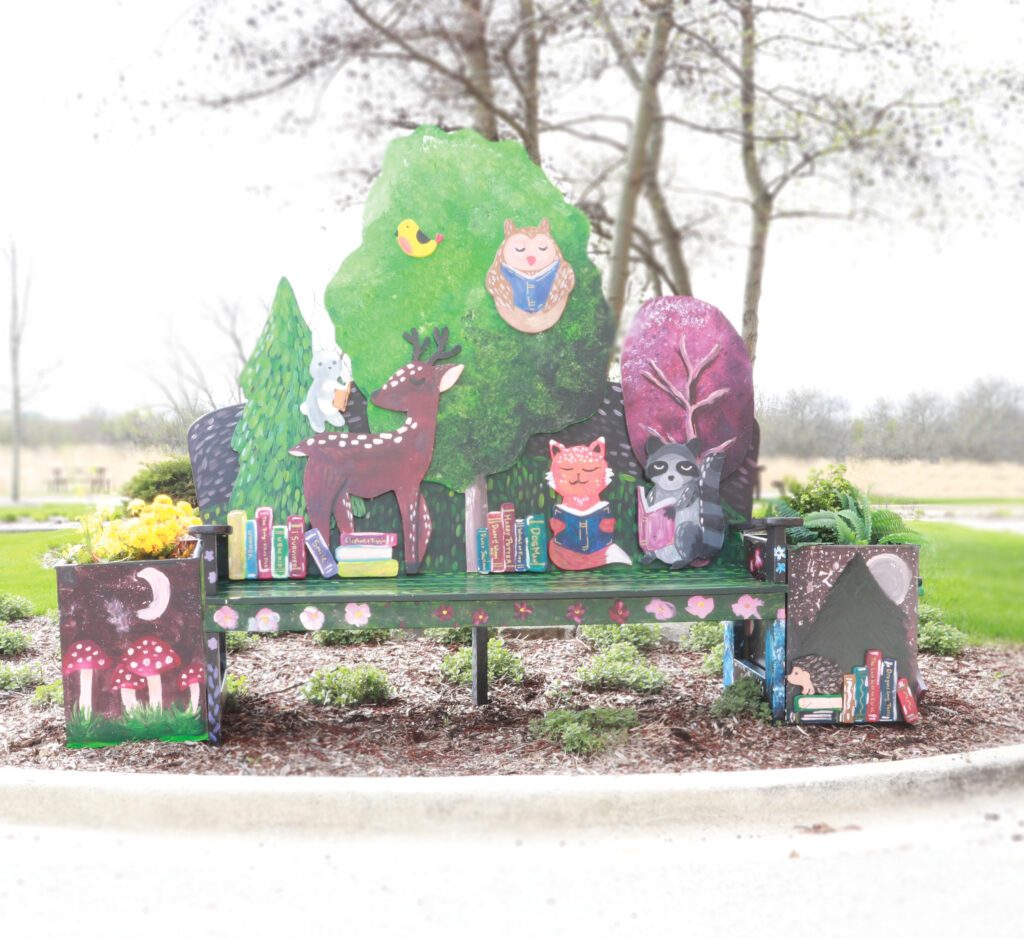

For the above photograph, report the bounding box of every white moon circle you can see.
[136,567,171,621]
[866,553,912,604]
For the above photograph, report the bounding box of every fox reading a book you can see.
[546,437,632,570]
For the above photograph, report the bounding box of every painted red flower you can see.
[609,600,630,624]
[513,601,533,620]
[433,604,454,622]
[566,603,586,624]
[472,609,489,626]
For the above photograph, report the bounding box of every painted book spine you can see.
[880,658,897,721]
[271,525,289,579]
[487,511,506,573]
[525,514,548,572]
[335,545,393,562]
[338,531,398,547]
[896,677,921,725]
[841,673,856,724]
[794,695,842,712]
[798,711,837,724]
[852,666,868,722]
[475,528,491,574]
[501,503,515,573]
[336,560,399,578]
[287,515,307,579]
[513,519,527,572]
[226,510,247,580]
[255,507,273,580]
[244,520,258,579]
[303,528,338,578]
[865,649,882,723]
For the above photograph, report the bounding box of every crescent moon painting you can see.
[866,553,913,604]
[136,567,171,621]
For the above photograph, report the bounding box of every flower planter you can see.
[55,551,209,748]
[784,543,921,724]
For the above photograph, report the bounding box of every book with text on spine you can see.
[865,649,883,723]
[487,510,506,572]
[338,531,398,548]
[335,545,394,562]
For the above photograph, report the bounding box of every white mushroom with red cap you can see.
[62,640,110,716]
[177,664,204,713]
[111,660,146,713]
[121,636,180,710]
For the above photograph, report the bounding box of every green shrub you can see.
[440,638,525,686]
[123,455,197,506]
[530,708,639,756]
[580,622,661,651]
[0,624,31,657]
[225,631,259,652]
[224,673,250,711]
[0,593,33,622]
[701,644,725,677]
[918,617,968,657]
[681,621,724,653]
[784,464,856,514]
[423,626,474,645]
[577,642,666,694]
[313,627,393,646]
[303,664,391,707]
[0,662,44,691]
[710,676,772,722]
[33,679,64,707]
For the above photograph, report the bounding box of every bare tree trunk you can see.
[738,0,771,365]
[461,0,498,140]
[463,472,488,572]
[519,0,541,163]
[606,7,672,321]
[8,243,23,503]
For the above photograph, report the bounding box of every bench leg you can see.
[204,632,226,745]
[471,626,488,705]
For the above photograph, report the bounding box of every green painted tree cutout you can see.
[325,127,616,563]
[229,278,311,520]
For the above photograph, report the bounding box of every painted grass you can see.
[0,530,76,614]
[918,522,1024,644]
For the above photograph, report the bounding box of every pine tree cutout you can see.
[229,278,312,520]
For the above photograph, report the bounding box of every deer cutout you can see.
[289,327,464,575]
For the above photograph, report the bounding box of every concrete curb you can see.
[2,744,1022,838]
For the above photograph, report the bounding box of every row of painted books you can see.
[475,502,548,574]
[225,509,399,579]
[792,649,921,725]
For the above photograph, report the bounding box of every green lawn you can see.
[917,522,1024,643]
[0,530,76,615]
[0,502,93,523]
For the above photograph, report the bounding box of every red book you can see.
[501,503,515,573]
[255,507,273,580]
[487,510,506,573]
[896,677,921,725]
[339,531,398,547]
[287,515,307,579]
[865,649,882,723]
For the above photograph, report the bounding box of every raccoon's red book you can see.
[865,649,883,723]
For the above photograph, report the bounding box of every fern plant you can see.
[801,487,923,545]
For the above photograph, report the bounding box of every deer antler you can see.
[402,328,430,362]
[427,325,462,364]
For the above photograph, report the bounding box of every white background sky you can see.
[1,0,1023,419]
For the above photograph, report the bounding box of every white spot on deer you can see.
[396,426,407,434]
[389,381,398,388]
[328,435,337,440]
[399,376,406,382]
[318,440,326,444]
[338,441,347,447]
[356,435,367,440]
[394,436,403,443]
[380,433,392,439]
[410,421,418,430]
[372,439,383,445]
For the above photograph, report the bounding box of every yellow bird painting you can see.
[395,219,444,258]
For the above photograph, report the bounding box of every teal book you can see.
[525,514,548,572]
[852,666,868,722]
[245,519,258,579]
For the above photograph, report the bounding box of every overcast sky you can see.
[2,0,1023,420]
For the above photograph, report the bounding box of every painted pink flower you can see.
[472,609,489,626]
[609,600,630,624]
[299,606,325,631]
[731,594,765,619]
[433,605,454,622]
[566,603,586,624]
[685,596,714,619]
[514,601,533,620]
[645,598,676,622]
[213,605,239,630]
[344,602,372,627]
[250,608,280,632]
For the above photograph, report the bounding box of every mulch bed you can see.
[2,616,1022,775]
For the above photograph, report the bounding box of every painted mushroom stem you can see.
[61,641,110,717]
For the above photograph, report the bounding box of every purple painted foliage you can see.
[621,296,754,479]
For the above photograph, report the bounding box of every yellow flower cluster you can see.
[71,495,202,564]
